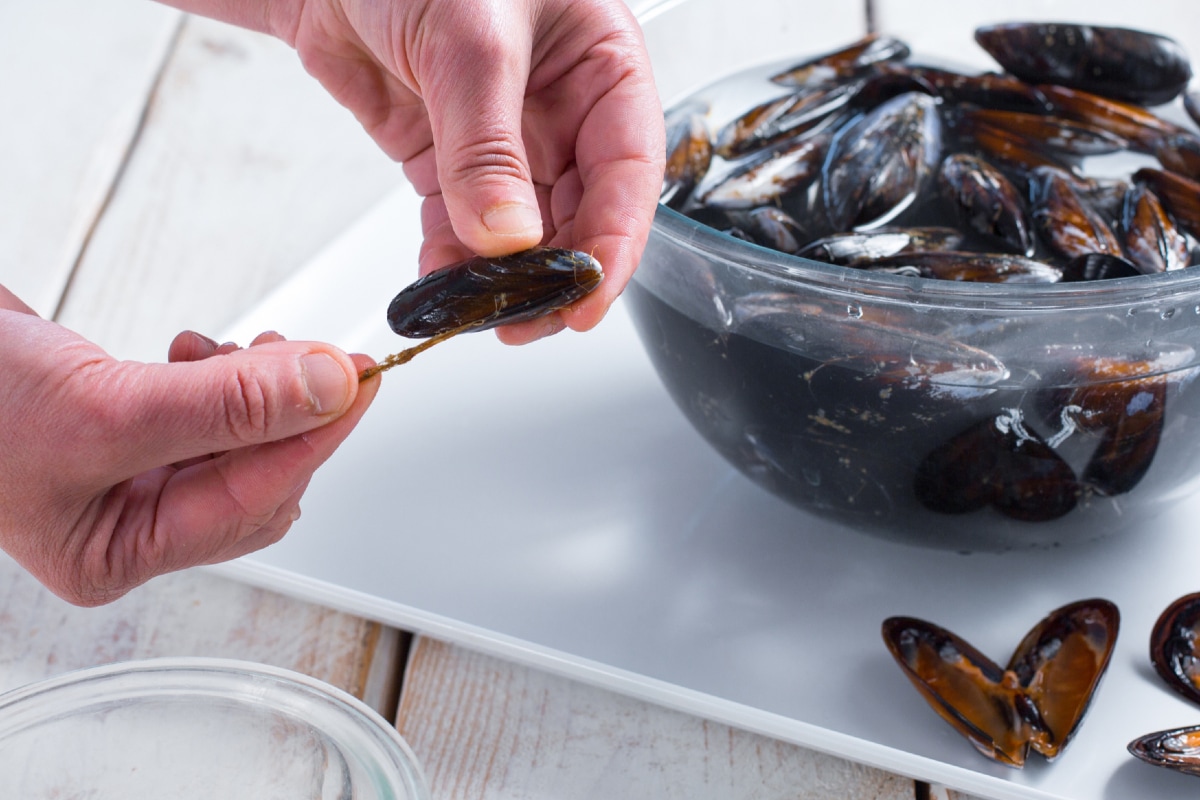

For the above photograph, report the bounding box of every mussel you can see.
[770,33,910,87]
[913,411,1079,521]
[1127,593,1200,777]
[363,247,603,379]
[662,103,713,210]
[821,92,942,231]
[882,599,1119,767]
[937,153,1034,256]
[1129,726,1200,777]
[975,22,1192,105]
[1121,183,1191,274]
[1029,167,1123,261]
[1150,592,1200,708]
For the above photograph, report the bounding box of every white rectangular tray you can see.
[216,185,1200,800]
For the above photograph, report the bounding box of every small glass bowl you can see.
[0,657,429,800]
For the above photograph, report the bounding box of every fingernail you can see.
[482,202,542,237]
[300,353,351,414]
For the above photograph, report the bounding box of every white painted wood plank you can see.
[872,0,1200,74]
[0,0,181,318]
[396,636,916,800]
[57,15,405,361]
[0,554,393,710]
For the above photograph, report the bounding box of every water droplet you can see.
[847,304,863,319]
[1162,308,1177,320]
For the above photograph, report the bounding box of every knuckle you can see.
[221,369,274,444]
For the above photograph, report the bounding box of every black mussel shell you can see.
[1121,183,1191,274]
[867,252,1061,284]
[1151,592,1200,707]
[1136,168,1200,239]
[1029,167,1123,260]
[914,412,1079,521]
[1061,253,1141,282]
[1186,87,1200,129]
[796,226,963,265]
[771,33,911,87]
[1038,84,1188,154]
[1129,726,1200,777]
[937,153,1034,256]
[883,599,1119,767]
[662,103,713,210]
[1155,134,1200,183]
[387,247,603,338]
[700,130,830,209]
[822,92,942,231]
[976,22,1192,105]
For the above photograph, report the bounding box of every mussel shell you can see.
[953,107,1129,157]
[1135,168,1200,239]
[1129,725,1200,777]
[699,130,831,209]
[662,104,713,210]
[1186,87,1200,129]
[713,81,859,159]
[770,33,911,87]
[795,227,964,265]
[1039,84,1188,153]
[1029,167,1124,260]
[1150,592,1200,707]
[866,252,1062,284]
[975,22,1193,105]
[1155,133,1200,183]
[882,599,1118,766]
[873,63,1053,113]
[387,247,604,338]
[914,413,1079,521]
[938,153,1035,256]
[822,92,942,231]
[1060,253,1142,282]
[728,206,807,254]
[1121,183,1191,274]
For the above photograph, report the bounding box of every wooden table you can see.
[4,2,1196,798]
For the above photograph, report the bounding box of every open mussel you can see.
[975,22,1193,105]
[362,247,603,379]
[882,599,1119,767]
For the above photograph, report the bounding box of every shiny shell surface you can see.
[882,599,1119,767]
[387,247,603,338]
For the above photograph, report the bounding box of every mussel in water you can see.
[700,130,830,209]
[770,33,910,87]
[1029,167,1123,261]
[821,92,942,231]
[882,599,1119,767]
[1121,183,1191,274]
[796,227,963,265]
[866,252,1062,283]
[914,411,1079,521]
[713,81,858,159]
[975,22,1192,105]
[363,247,603,379]
[662,103,713,210]
[937,153,1034,256]
[1135,168,1200,239]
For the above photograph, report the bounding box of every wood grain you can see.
[56,14,405,361]
[0,554,395,708]
[0,0,181,317]
[397,636,916,800]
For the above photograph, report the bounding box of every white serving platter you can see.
[216,184,1200,800]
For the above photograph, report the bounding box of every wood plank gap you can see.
[51,13,188,324]
[360,625,410,723]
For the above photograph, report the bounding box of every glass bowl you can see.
[629,0,1200,550]
[0,658,430,800]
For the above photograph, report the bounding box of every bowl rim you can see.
[649,203,1200,312]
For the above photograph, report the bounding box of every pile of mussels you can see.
[662,22,1200,282]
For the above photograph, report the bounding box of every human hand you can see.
[0,286,378,606]
[282,0,665,343]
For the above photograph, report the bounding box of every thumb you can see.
[421,14,544,256]
[98,341,360,479]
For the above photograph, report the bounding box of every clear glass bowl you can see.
[629,0,1200,549]
[0,658,430,800]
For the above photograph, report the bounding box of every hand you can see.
[283,0,665,343]
[0,287,378,606]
